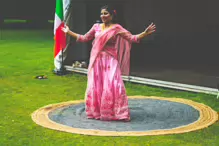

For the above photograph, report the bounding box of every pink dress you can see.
[77,24,139,121]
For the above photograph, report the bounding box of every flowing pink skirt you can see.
[85,51,130,121]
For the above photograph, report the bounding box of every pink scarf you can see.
[88,24,132,76]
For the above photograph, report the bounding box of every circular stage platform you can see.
[32,96,218,136]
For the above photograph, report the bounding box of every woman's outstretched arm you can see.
[62,24,97,42]
[62,25,79,39]
[118,22,156,43]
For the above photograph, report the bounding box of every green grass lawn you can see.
[0,29,218,146]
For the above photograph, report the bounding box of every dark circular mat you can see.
[49,99,199,131]
[32,96,218,136]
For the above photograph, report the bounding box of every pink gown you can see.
[77,23,139,121]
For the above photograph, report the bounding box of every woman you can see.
[62,5,156,121]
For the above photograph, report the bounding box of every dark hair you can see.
[101,5,117,23]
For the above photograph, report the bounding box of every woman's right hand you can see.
[61,25,70,33]
[144,23,156,36]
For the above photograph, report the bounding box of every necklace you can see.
[101,23,113,31]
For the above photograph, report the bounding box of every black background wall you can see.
[123,0,219,68]
[67,0,219,73]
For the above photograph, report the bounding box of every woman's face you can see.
[100,9,112,24]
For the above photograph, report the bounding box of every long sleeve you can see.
[76,24,97,42]
[117,31,140,43]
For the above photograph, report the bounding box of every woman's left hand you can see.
[144,23,156,35]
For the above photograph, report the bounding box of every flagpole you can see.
[58,47,67,76]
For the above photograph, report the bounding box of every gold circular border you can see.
[31,96,218,136]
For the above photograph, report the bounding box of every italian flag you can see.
[54,0,69,71]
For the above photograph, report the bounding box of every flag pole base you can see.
[53,68,68,76]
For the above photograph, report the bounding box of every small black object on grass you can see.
[35,75,48,79]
